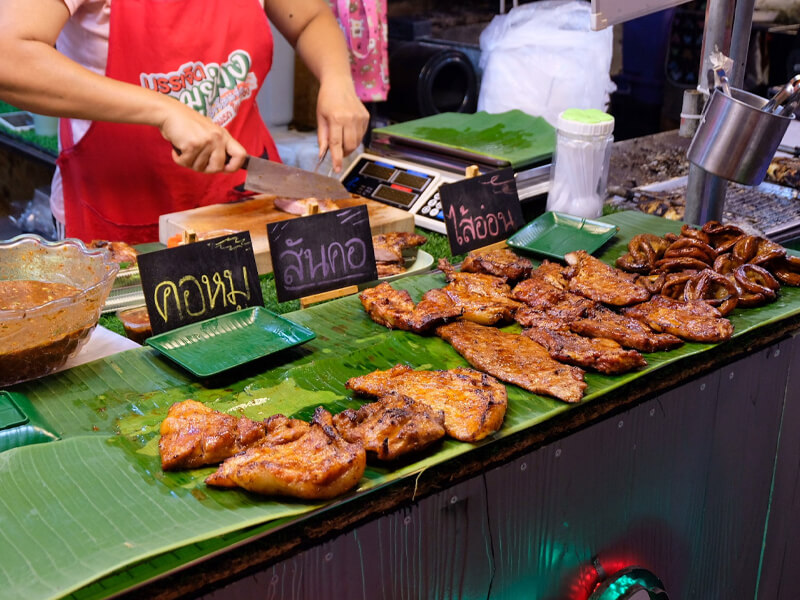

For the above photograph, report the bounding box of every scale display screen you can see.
[393,171,429,191]
[361,162,396,181]
[341,157,435,209]
[339,153,457,234]
[373,184,417,208]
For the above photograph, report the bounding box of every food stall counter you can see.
[3,210,800,599]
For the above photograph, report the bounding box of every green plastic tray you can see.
[507,212,619,260]
[146,307,315,378]
[0,391,60,453]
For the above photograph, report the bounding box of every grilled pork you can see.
[436,320,587,403]
[159,400,275,471]
[360,282,461,333]
[512,277,595,321]
[333,393,446,461]
[460,248,533,281]
[438,258,522,325]
[346,364,507,442]
[519,314,647,375]
[206,408,366,500]
[529,260,570,290]
[622,295,734,343]
[565,250,651,306]
[570,304,684,353]
[372,232,427,262]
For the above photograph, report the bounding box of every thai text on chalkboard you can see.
[267,205,378,302]
[138,231,264,334]
[439,167,524,255]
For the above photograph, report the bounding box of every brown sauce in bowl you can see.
[0,280,89,385]
[117,306,153,344]
[0,280,81,310]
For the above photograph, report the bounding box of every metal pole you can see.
[729,0,757,88]
[685,0,757,225]
[685,0,735,225]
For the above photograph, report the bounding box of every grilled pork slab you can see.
[570,304,684,353]
[565,250,651,306]
[460,248,533,281]
[346,364,507,442]
[333,393,446,461]
[206,408,366,500]
[622,295,734,343]
[436,320,587,403]
[519,314,647,375]
[159,400,275,471]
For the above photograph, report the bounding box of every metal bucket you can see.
[687,88,794,186]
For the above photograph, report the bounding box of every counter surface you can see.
[3,211,800,600]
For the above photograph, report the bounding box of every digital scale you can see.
[340,111,556,234]
[341,152,551,234]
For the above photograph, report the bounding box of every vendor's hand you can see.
[316,79,369,173]
[158,99,247,174]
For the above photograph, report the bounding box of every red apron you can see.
[58,0,279,244]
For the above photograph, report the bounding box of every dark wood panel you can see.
[757,336,800,599]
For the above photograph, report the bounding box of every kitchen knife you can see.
[242,155,352,200]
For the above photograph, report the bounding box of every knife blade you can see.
[242,155,352,200]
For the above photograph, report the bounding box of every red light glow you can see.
[565,551,651,600]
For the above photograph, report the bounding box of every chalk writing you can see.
[137,231,263,335]
[439,167,524,255]
[278,238,369,292]
[446,204,518,247]
[267,205,378,302]
[152,267,252,324]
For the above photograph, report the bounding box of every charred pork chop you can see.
[437,258,522,325]
[569,304,684,353]
[565,250,651,306]
[360,282,461,333]
[159,400,276,471]
[372,232,427,263]
[346,364,507,442]
[206,408,366,500]
[622,295,734,343]
[460,248,533,281]
[512,277,595,321]
[436,320,587,403]
[519,314,647,375]
[333,393,446,461]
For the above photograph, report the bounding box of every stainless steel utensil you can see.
[242,155,351,199]
[714,66,731,96]
[762,74,800,113]
[688,88,793,185]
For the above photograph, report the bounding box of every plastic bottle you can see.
[546,108,615,219]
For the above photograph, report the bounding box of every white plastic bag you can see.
[478,0,615,127]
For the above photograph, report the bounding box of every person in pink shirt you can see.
[0,0,369,243]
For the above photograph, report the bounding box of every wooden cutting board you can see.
[158,195,415,274]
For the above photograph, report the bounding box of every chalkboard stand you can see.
[471,239,509,254]
[465,164,481,178]
[300,285,360,308]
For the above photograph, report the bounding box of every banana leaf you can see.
[2,211,800,600]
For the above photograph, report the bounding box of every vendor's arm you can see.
[266,0,369,172]
[0,0,247,173]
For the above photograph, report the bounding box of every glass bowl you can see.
[0,235,119,387]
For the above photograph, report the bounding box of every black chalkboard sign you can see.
[438,167,525,255]
[267,205,378,302]
[137,231,264,335]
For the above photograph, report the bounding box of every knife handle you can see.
[172,145,248,171]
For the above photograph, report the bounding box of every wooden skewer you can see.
[300,285,359,308]
[304,199,320,216]
[465,165,481,179]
